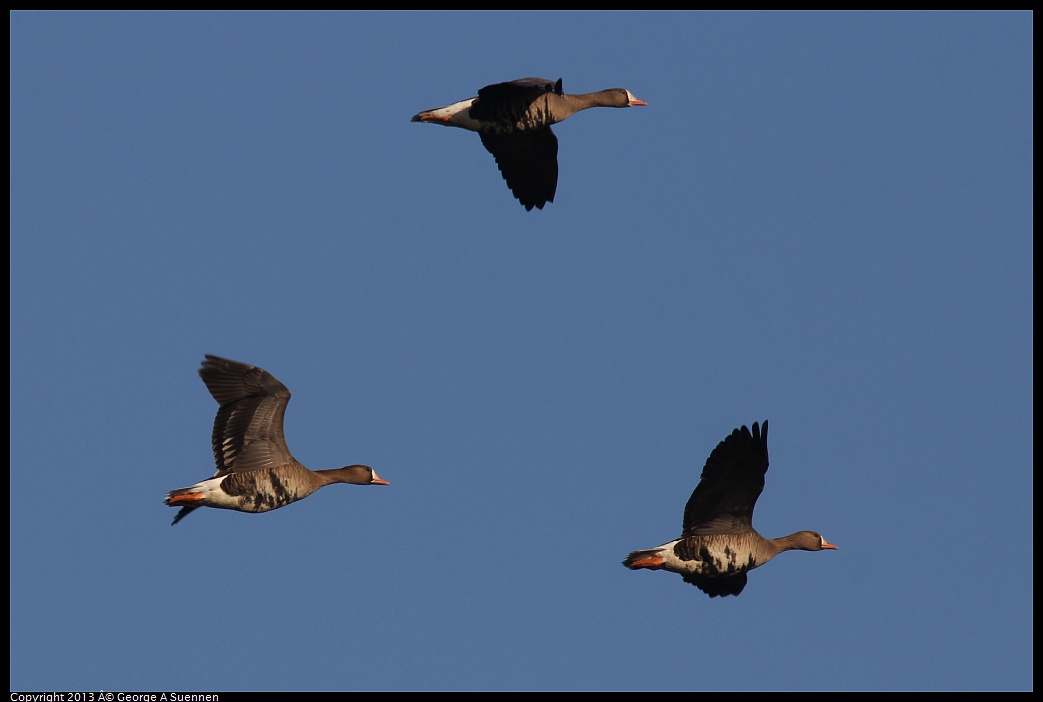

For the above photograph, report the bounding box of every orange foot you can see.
[628,555,665,569]
[166,492,204,506]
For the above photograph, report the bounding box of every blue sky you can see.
[10,11,1032,692]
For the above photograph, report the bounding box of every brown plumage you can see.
[411,77,646,210]
[164,355,388,525]
[623,421,837,597]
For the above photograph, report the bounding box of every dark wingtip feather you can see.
[170,506,196,526]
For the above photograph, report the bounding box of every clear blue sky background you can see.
[10,11,1032,692]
